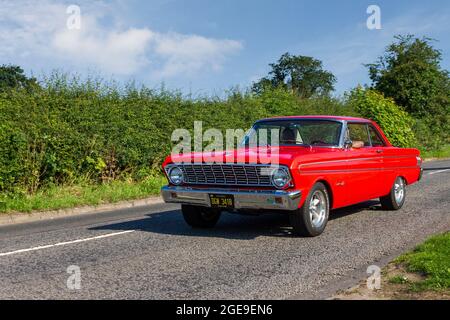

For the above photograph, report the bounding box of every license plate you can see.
[209,194,234,209]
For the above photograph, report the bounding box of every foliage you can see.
[395,232,450,291]
[0,174,166,213]
[347,87,416,147]
[366,35,449,149]
[414,115,450,151]
[0,123,28,194]
[419,144,450,159]
[389,275,410,285]
[253,53,336,98]
[0,75,353,195]
[0,65,38,92]
[366,35,449,116]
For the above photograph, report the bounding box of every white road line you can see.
[428,169,450,175]
[0,230,135,257]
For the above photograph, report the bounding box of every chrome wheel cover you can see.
[309,190,327,228]
[394,177,405,204]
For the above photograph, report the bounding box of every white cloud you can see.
[52,19,154,75]
[152,33,243,77]
[0,0,243,77]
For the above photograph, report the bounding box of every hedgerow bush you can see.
[0,74,355,195]
[414,114,450,151]
[347,87,417,148]
[0,123,28,194]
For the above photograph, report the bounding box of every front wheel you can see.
[380,176,406,210]
[289,182,330,237]
[181,205,221,228]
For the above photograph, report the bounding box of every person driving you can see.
[280,126,296,144]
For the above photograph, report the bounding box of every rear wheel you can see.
[289,182,330,237]
[380,176,406,210]
[181,205,221,228]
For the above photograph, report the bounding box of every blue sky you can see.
[1,0,449,96]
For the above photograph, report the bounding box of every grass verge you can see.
[0,175,167,213]
[394,232,450,292]
[421,144,450,160]
[334,232,450,300]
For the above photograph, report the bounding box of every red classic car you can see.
[161,116,423,237]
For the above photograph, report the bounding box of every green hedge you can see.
[347,88,417,148]
[3,75,439,196]
[0,77,355,195]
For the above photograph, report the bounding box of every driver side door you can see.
[344,122,384,204]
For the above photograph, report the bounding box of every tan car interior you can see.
[351,140,365,149]
[345,127,365,149]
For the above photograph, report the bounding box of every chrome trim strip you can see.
[300,166,420,174]
[339,120,347,148]
[161,185,302,211]
[168,163,290,167]
[298,155,418,168]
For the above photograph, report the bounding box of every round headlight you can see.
[168,166,184,185]
[271,167,290,189]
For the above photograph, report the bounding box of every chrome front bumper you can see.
[161,185,301,211]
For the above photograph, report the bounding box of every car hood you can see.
[163,145,329,168]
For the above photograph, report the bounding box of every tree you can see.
[366,35,449,117]
[0,65,38,92]
[252,53,336,98]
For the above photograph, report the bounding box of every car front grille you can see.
[167,164,276,187]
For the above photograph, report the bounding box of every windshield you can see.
[241,120,343,147]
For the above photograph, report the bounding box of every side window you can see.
[347,123,370,147]
[368,126,385,147]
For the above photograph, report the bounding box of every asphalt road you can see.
[0,160,449,299]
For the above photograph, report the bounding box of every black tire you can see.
[289,182,330,237]
[380,176,406,210]
[181,205,221,228]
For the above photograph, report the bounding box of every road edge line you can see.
[0,230,136,257]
